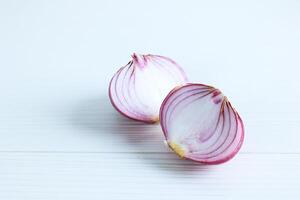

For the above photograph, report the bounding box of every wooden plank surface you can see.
[0,0,300,199]
[1,152,300,200]
[1,95,299,153]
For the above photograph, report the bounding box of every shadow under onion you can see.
[70,95,216,175]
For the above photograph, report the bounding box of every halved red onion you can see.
[160,84,244,164]
[109,53,188,123]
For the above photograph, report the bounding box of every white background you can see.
[0,0,300,199]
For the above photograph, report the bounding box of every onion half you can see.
[160,84,244,164]
[109,53,188,123]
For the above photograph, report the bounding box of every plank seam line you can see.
[0,151,299,155]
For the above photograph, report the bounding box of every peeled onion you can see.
[160,83,244,164]
[109,53,188,123]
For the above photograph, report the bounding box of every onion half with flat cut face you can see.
[109,53,188,123]
[160,83,244,164]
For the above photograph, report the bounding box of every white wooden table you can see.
[1,0,300,199]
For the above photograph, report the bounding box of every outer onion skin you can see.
[159,83,244,164]
[109,53,188,123]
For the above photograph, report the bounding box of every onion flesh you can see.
[109,53,188,123]
[159,84,244,164]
